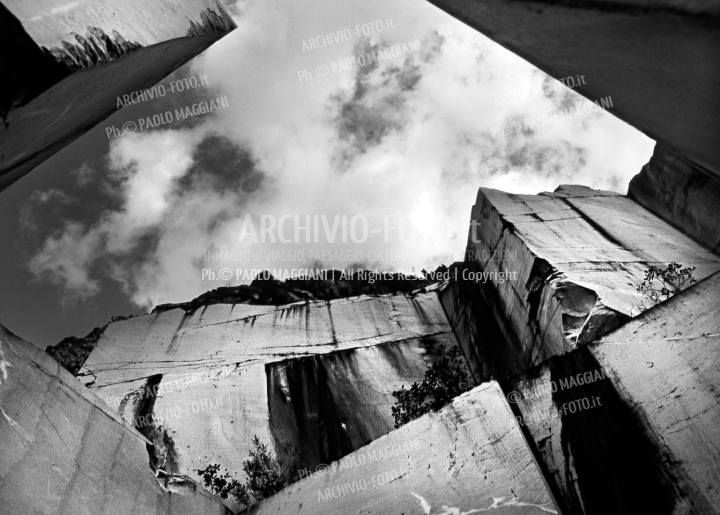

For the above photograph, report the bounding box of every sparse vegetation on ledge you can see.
[198,436,295,509]
[153,268,446,314]
[45,314,137,375]
[636,262,696,305]
[391,345,472,428]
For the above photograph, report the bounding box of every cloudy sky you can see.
[0,0,655,347]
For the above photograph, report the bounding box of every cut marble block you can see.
[504,271,720,514]
[248,381,557,515]
[0,324,230,515]
[630,143,720,254]
[442,185,720,380]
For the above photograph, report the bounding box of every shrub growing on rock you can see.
[242,435,285,501]
[391,345,471,428]
[637,262,696,304]
[197,463,247,502]
[197,435,294,509]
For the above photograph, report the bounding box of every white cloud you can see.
[29,221,103,300]
[28,0,655,308]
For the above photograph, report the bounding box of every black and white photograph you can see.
[1,1,719,514]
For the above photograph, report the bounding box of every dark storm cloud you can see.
[18,157,124,250]
[541,74,584,112]
[487,126,588,178]
[506,140,587,178]
[328,33,444,170]
[26,130,269,304]
[176,134,265,194]
[442,126,588,187]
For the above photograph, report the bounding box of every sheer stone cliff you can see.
[0,325,230,514]
[5,174,718,514]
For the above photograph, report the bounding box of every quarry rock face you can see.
[629,143,720,254]
[504,270,720,514]
[436,184,720,514]
[7,183,720,514]
[591,270,720,512]
[414,2,720,508]
[79,288,465,496]
[0,325,230,515]
[442,185,720,382]
[0,0,236,191]
[248,382,556,515]
[45,272,440,375]
[81,288,452,389]
[265,339,455,471]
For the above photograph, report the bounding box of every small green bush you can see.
[242,436,285,500]
[637,262,696,304]
[391,345,471,428]
[197,435,293,508]
[197,463,247,503]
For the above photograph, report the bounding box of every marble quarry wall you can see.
[418,2,720,508]
[76,287,467,510]
[6,180,720,513]
[3,1,719,513]
[441,184,720,382]
[265,338,452,471]
[629,143,720,255]
[0,0,236,191]
[440,184,720,514]
[0,324,230,515]
[56,184,718,515]
[504,270,720,514]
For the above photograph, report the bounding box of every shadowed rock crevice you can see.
[130,374,190,490]
[549,350,678,514]
[0,3,71,122]
[267,354,354,472]
[265,336,456,472]
[525,258,554,324]
[503,346,713,515]
[439,261,525,382]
